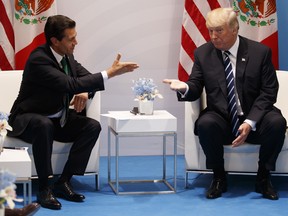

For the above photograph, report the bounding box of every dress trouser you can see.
[195,109,286,171]
[17,110,101,184]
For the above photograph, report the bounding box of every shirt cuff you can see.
[244,119,256,131]
[178,83,189,98]
[101,70,108,81]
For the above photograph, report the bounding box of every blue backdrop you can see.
[277,0,288,70]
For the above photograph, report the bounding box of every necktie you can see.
[60,56,69,127]
[223,51,240,136]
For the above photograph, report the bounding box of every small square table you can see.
[104,110,177,195]
[0,148,32,205]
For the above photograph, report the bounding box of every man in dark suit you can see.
[164,8,286,200]
[8,15,139,210]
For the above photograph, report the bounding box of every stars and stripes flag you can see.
[178,0,279,81]
[14,0,57,69]
[0,0,15,70]
[178,0,231,81]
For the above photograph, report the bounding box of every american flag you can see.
[178,0,231,81]
[0,0,15,70]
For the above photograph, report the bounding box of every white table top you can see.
[102,110,177,133]
[0,148,30,162]
[0,148,31,178]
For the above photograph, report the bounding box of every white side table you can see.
[0,148,32,205]
[104,110,177,195]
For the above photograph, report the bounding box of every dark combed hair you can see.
[44,15,76,45]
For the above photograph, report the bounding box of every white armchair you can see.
[0,70,101,190]
[185,70,288,187]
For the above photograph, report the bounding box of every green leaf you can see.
[250,20,257,26]
[41,16,47,21]
[23,19,31,24]
[32,19,38,24]
[15,13,20,20]
[240,14,247,22]
[259,21,267,26]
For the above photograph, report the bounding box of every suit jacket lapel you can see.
[44,44,66,73]
[236,36,249,104]
[214,48,228,97]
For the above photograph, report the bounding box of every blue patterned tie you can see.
[224,51,240,137]
[60,56,69,127]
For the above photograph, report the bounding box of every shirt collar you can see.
[50,47,64,66]
[224,36,240,58]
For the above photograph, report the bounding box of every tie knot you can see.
[61,56,69,74]
[61,56,67,67]
[224,50,231,57]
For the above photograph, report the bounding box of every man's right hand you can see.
[106,53,139,78]
[163,79,187,92]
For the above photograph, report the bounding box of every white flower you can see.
[0,112,13,137]
[132,78,163,101]
[0,170,23,209]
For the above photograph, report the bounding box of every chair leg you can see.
[95,173,100,191]
[185,171,189,188]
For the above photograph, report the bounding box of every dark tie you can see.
[223,51,240,137]
[60,56,69,127]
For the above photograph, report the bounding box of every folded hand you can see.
[70,93,88,113]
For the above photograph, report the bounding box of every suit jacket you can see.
[8,44,105,136]
[178,36,279,124]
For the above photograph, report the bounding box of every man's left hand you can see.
[70,93,88,113]
[232,122,252,147]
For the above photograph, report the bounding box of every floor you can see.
[13,155,288,216]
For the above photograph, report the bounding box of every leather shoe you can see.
[5,202,41,216]
[255,178,278,200]
[53,181,85,202]
[206,178,227,199]
[37,187,62,210]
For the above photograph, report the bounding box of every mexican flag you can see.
[232,0,279,69]
[14,0,57,69]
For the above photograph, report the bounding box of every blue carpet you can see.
[14,155,288,216]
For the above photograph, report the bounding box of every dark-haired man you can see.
[8,15,139,210]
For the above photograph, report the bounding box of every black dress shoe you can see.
[5,202,41,216]
[206,178,227,199]
[255,178,278,200]
[37,187,62,210]
[53,181,85,202]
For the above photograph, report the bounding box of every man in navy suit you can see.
[8,15,139,210]
[164,8,286,200]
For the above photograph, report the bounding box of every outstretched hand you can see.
[163,79,187,92]
[106,53,139,78]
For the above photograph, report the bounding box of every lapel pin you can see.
[242,58,246,62]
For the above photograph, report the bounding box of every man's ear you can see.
[50,37,59,46]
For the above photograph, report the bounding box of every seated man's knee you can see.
[31,116,54,134]
[197,115,219,133]
[270,115,286,134]
[87,118,102,133]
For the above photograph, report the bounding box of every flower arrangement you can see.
[132,78,163,101]
[0,170,22,209]
[0,112,12,137]
[0,112,13,154]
